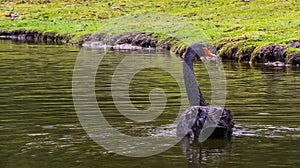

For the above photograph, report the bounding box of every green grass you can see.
[0,0,299,47]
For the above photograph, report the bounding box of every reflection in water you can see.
[180,137,232,168]
[260,65,286,95]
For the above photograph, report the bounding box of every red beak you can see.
[202,47,216,57]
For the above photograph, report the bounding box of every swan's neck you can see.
[183,52,197,71]
[183,51,207,106]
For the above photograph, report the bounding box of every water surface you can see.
[0,40,300,167]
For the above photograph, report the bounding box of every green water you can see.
[0,40,300,167]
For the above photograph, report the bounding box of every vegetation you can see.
[0,0,299,62]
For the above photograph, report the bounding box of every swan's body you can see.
[177,43,234,140]
[177,106,234,139]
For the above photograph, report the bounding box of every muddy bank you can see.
[80,33,182,52]
[0,30,175,49]
[216,37,300,66]
[1,29,300,65]
[0,30,71,44]
[83,33,300,66]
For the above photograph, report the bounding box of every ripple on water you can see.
[147,124,177,137]
[41,125,57,129]
[233,123,300,138]
[27,133,49,137]
[119,122,300,140]
[58,135,73,141]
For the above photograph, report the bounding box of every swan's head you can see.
[186,43,217,59]
[184,43,217,66]
[183,43,218,71]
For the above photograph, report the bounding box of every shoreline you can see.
[1,29,300,66]
[1,0,299,66]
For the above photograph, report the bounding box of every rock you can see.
[43,32,56,43]
[115,34,133,44]
[80,34,91,44]
[132,33,149,47]
[219,44,239,61]
[25,30,40,42]
[106,34,123,45]
[288,40,300,48]
[264,61,285,67]
[90,33,106,42]
[239,46,256,62]
[0,30,10,37]
[289,52,300,65]
[5,13,21,19]
[80,32,159,50]
[0,29,67,44]
[252,44,286,63]
[112,44,142,50]
[150,38,157,48]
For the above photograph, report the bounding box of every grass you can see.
[0,0,299,50]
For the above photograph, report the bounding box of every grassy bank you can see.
[1,0,299,62]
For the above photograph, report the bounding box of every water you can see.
[0,40,300,167]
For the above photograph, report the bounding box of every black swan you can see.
[177,43,234,141]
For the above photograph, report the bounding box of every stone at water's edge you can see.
[82,42,144,50]
[252,42,300,66]
[0,30,174,51]
[218,39,300,65]
[0,30,69,44]
[83,33,158,48]
[290,53,300,65]
[287,40,300,65]
[252,44,286,63]
[82,33,175,50]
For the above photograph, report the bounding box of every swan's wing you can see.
[176,106,199,136]
[177,106,233,140]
